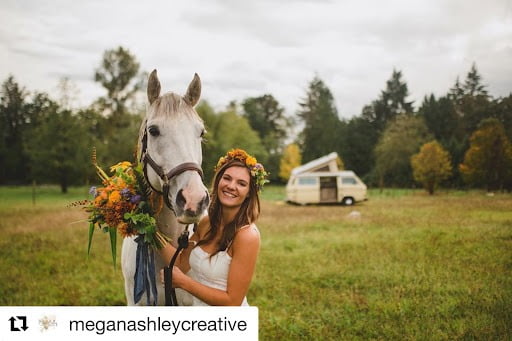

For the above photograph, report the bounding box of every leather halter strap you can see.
[140,130,204,212]
[143,153,203,187]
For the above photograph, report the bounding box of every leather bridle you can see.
[140,128,204,213]
[138,125,205,306]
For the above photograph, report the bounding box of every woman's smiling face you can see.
[217,166,251,208]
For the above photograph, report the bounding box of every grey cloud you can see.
[181,2,316,48]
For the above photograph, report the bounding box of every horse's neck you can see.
[156,205,184,248]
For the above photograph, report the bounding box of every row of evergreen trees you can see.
[1,46,511,192]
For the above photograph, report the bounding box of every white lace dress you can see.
[183,246,249,306]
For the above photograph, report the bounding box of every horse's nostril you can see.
[176,189,186,209]
[185,208,198,217]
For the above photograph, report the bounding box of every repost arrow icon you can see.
[8,316,28,331]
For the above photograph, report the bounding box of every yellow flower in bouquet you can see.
[110,161,132,172]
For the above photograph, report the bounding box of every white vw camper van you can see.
[286,153,367,205]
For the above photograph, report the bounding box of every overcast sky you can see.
[1,0,511,119]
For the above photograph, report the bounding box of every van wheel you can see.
[342,197,354,206]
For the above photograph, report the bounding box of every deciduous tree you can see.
[279,143,302,181]
[93,46,145,165]
[25,99,91,192]
[242,94,291,181]
[411,141,452,194]
[459,118,512,191]
[196,101,267,184]
[94,46,143,119]
[242,94,289,153]
[196,100,221,183]
[56,77,80,110]
[375,115,431,188]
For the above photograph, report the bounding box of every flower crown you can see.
[215,148,269,190]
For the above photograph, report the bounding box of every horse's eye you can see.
[148,125,160,137]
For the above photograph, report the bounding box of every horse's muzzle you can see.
[175,189,209,223]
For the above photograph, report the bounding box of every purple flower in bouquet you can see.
[130,194,142,204]
[89,186,97,197]
[121,188,131,199]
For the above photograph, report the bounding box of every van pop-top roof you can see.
[291,152,339,176]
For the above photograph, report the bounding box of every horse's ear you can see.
[184,73,201,107]
[147,69,161,105]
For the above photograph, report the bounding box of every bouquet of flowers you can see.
[74,152,170,266]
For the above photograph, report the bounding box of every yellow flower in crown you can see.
[216,156,227,169]
[215,148,269,190]
[227,148,248,160]
[246,156,257,167]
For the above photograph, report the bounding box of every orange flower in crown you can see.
[215,148,269,190]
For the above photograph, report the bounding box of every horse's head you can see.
[139,69,209,224]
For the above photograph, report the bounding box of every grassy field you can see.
[0,185,511,339]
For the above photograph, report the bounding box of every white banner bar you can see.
[0,306,258,341]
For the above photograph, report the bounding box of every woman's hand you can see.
[171,266,188,288]
[159,267,188,288]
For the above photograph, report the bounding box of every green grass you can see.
[0,185,89,207]
[1,185,511,339]
[260,185,287,202]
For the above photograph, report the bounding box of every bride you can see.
[158,149,268,305]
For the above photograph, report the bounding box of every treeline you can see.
[1,46,511,192]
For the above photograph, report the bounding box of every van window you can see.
[298,177,317,185]
[341,177,357,185]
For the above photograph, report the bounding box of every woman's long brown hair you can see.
[196,160,260,258]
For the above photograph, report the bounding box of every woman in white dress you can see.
[158,149,268,306]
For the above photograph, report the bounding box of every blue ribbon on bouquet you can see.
[134,236,158,305]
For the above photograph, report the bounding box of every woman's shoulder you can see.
[239,222,259,233]
[230,223,260,257]
[235,223,260,243]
